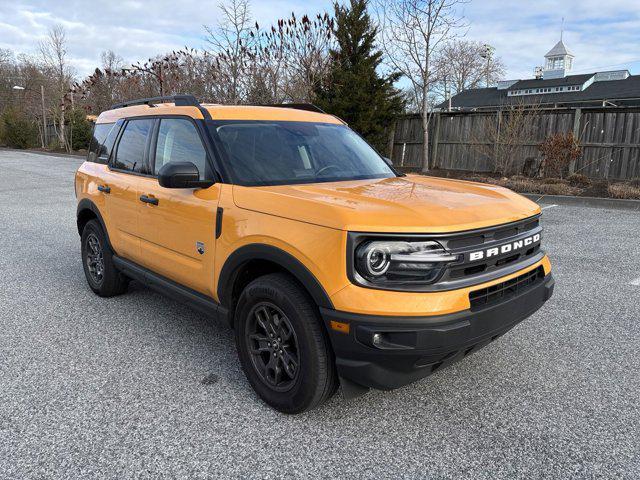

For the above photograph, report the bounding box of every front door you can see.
[136,117,220,297]
[106,118,155,264]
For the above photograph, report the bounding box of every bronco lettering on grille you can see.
[468,233,541,261]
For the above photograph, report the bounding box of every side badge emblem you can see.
[196,241,205,255]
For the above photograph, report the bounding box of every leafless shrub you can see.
[608,183,640,199]
[538,131,582,179]
[567,173,591,188]
[470,101,542,176]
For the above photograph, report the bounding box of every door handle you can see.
[139,194,159,206]
[97,185,110,194]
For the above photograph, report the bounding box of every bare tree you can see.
[248,13,334,103]
[39,25,74,150]
[204,0,255,104]
[433,40,505,102]
[72,1,333,111]
[376,0,466,172]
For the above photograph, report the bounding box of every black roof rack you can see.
[110,94,200,110]
[268,103,328,114]
[109,94,211,120]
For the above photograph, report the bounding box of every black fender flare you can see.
[76,198,113,250]
[217,243,334,311]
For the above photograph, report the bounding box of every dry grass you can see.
[494,177,581,196]
[540,177,569,185]
[567,173,592,188]
[426,169,640,200]
[608,183,640,200]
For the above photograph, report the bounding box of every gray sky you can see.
[1,0,639,80]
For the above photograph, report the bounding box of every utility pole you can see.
[444,76,451,111]
[480,44,495,88]
[41,85,47,148]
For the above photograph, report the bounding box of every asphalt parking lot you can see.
[1,149,638,479]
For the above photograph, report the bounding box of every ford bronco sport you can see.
[75,95,554,413]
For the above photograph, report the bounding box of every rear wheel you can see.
[81,219,128,297]
[234,273,337,414]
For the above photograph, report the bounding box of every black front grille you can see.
[469,266,544,310]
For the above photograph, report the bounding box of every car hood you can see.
[232,174,541,233]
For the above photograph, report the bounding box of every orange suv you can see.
[75,95,554,413]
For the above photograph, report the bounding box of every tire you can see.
[81,219,129,297]
[234,273,338,414]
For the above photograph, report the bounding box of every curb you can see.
[0,147,84,160]
[522,193,640,211]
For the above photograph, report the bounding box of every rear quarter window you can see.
[87,123,113,164]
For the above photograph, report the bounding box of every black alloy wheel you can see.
[246,302,300,392]
[234,273,338,413]
[85,232,104,286]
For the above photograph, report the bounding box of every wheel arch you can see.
[77,199,113,250]
[217,244,334,327]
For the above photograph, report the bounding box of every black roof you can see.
[438,73,640,110]
[511,74,594,89]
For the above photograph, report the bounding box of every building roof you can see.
[512,74,593,89]
[437,73,640,110]
[545,40,573,57]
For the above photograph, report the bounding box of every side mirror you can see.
[158,162,214,189]
[383,156,393,167]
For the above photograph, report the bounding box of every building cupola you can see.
[544,38,574,79]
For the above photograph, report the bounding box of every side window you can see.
[113,119,153,174]
[98,119,122,163]
[154,118,207,180]
[87,123,113,164]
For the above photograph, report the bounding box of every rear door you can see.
[105,118,155,263]
[136,117,220,296]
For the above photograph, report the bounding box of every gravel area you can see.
[0,150,638,479]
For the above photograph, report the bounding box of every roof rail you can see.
[110,94,200,110]
[269,103,328,114]
[110,94,211,120]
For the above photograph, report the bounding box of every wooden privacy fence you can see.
[389,106,640,180]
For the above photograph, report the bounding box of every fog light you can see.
[372,333,382,347]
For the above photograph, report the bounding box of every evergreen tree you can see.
[315,0,404,154]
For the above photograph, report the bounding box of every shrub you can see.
[629,178,640,189]
[68,108,93,151]
[608,183,640,200]
[0,108,39,149]
[567,173,591,188]
[541,177,569,185]
[539,132,582,179]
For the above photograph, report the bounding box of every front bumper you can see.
[321,273,554,391]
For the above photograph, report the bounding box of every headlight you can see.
[353,239,460,288]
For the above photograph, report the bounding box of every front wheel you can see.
[234,273,337,414]
[81,219,128,297]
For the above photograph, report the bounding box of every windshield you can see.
[208,121,396,186]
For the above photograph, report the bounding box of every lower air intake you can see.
[469,266,544,310]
